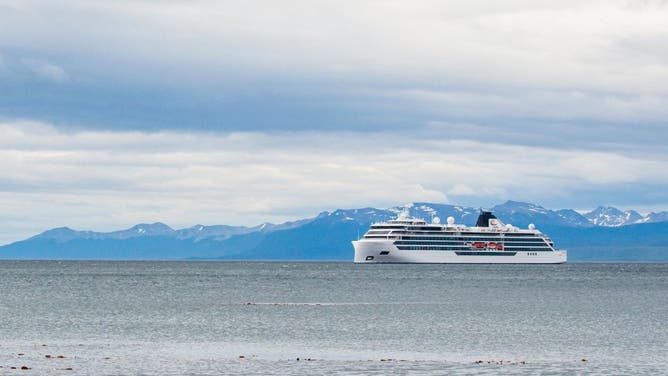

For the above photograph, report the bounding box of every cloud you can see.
[1,2,667,243]
[20,58,69,83]
[7,1,657,94]
[0,0,667,134]
[0,120,666,244]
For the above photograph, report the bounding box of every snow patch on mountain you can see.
[584,207,644,227]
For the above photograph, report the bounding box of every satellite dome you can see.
[528,223,536,230]
[447,216,455,225]
[432,217,441,224]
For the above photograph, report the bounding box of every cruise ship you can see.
[353,210,567,263]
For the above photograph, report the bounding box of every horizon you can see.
[2,1,667,245]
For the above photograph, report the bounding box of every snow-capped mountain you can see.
[2,200,667,261]
[319,208,395,224]
[491,201,593,228]
[385,201,594,228]
[32,222,177,242]
[26,220,313,244]
[584,206,649,227]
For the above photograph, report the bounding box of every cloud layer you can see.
[0,0,667,135]
[0,1,667,242]
[1,121,666,244]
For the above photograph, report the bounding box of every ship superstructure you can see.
[353,210,567,263]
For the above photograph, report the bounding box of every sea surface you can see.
[0,261,666,375]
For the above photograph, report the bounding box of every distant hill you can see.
[1,201,667,261]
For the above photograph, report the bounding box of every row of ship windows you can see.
[396,246,552,252]
[363,237,555,246]
[372,236,545,241]
[366,231,541,240]
[364,238,552,247]
[401,236,546,242]
[366,233,544,240]
[393,239,547,243]
[394,241,550,248]
[364,239,554,247]
[370,227,539,236]
[371,226,437,230]
[393,242,552,247]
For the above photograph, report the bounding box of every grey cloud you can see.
[614,34,668,66]
[0,2,667,244]
[1,1,667,143]
[2,1,667,91]
[0,121,666,244]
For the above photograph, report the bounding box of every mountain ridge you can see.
[2,200,667,261]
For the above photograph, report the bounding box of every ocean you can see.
[0,261,666,375]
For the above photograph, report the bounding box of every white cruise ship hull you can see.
[353,240,567,264]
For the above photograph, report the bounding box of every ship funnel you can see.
[476,211,498,227]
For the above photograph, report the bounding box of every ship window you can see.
[380,251,390,255]
[365,256,374,261]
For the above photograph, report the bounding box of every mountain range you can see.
[1,201,667,261]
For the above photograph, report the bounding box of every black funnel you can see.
[476,211,497,227]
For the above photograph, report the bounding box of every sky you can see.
[1,0,668,243]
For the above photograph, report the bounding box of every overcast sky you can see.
[1,0,667,243]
